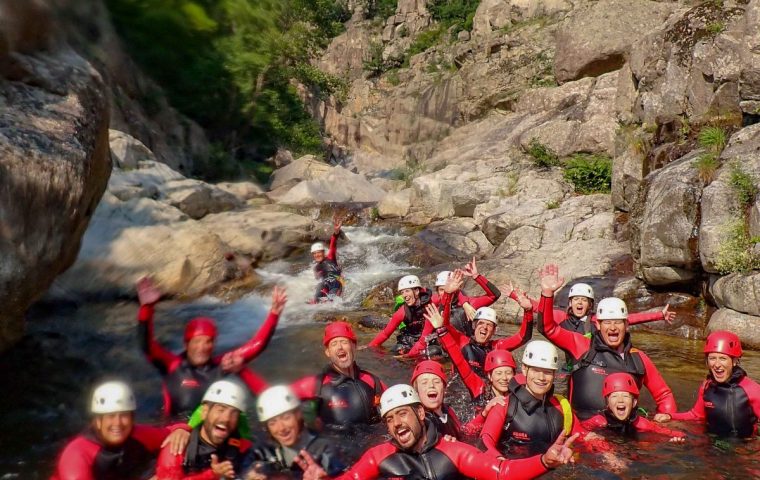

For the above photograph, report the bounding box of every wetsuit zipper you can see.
[729,386,737,436]
[421,452,436,480]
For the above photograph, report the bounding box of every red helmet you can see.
[184,317,218,342]
[602,372,639,397]
[322,321,357,346]
[411,360,447,383]
[485,350,516,373]
[704,330,742,358]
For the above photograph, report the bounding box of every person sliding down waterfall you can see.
[310,217,345,304]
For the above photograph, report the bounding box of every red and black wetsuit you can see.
[438,292,532,378]
[291,363,387,425]
[426,406,464,439]
[431,275,501,336]
[670,366,760,438]
[250,431,345,477]
[326,418,549,480]
[369,288,433,355]
[437,322,496,411]
[138,304,276,418]
[52,424,177,480]
[480,379,586,458]
[582,410,684,441]
[314,233,343,301]
[540,294,677,420]
[156,427,252,479]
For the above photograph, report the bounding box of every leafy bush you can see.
[715,219,760,274]
[386,69,401,86]
[429,0,479,32]
[698,126,727,153]
[403,26,446,66]
[527,139,559,168]
[693,152,720,184]
[363,41,388,77]
[368,0,398,20]
[562,154,612,194]
[729,163,758,209]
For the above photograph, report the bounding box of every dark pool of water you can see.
[3,299,760,478]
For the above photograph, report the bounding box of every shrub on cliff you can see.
[563,154,612,194]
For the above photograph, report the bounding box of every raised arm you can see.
[494,290,534,351]
[627,304,675,326]
[462,258,502,308]
[327,218,341,261]
[291,375,320,401]
[136,278,178,373]
[368,308,405,348]
[223,286,286,362]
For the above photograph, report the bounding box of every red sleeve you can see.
[138,304,179,374]
[131,424,171,452]
[518,292,541,312]
[53,436,98,480]
[332,443,394,480]
[493,309,533,351]
[369,309,405,347]
[632,416,685,437]
[439,327,484,398]
[540,295,589,359]
[627,310,665,326]
[408,320,434,356]
[479,401,508,455]
[155,445,216,480]
[291,375,320,400]
[581,414,608,431]
[440,292,467,347]
[327,233,338,261]
[222,311,279,363]
[359,371,387,393]
[637,350,677,413]
[671,380,708,421]
[437,438,548,480]
[237,367,269,395]
[460,410,486,437]
[466,275,501,309]
[739,376,760,422]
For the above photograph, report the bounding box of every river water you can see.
[2,226,760,478]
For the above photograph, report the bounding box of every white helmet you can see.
[311,242,326,253]
[379,384,421,417]
[473,307,498,326]
[256,385,301,422]
[434,271,452,287]
[91,381,137,414]
[397,275,422,291]
[568,283,594,301]
[203,379,248,412]
[596,297,629,321]
[521,340,559,370]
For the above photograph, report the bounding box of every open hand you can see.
[462,302,477,322]
[424,303,444,329]
[463,257,479,278]
[662,304,676,324]
[481,396,506,417]
[444,270,465,294]
[160,428,189,455]
[333,214,343,235]
[270,285,288,315]
[514,288,533,311]
[220,351,245,373]
[136,276,162,306]
[538,264,565,296]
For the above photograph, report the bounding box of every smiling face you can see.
[473,319,496,344]
[606,391,636,421]
[414,373,445,412]
[266,409,303,448]
[186,335,214,366]
[93,411,134,447]
[201,403,240,447]
[312,250,325,262]
[599,319,627,350]
[707,352,736,383]
[570,296,592,318]
[523,365,555,398]
[400,288,420,306]
[324,337,356,371]
[384,404,426,451]
[488,366,514,394]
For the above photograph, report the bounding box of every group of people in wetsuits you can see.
[51,225,760,480]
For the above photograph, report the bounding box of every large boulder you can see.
[159,179,241,219]
[712,273,760,317]
[708,308,760,349]
[378,188,414,218]
[630,152,704,286]
[554,0,675,83]
[415,219,494,260]
[109,129,155,169]
[269,155,332,191]
[0,0,111,350]
[277,166,386,207]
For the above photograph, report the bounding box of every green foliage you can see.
[715,219,760,274]
[403,25,446,66]
[363,41,388,77]
[106,0,350,180]
[706,21,725,35]
[546,200,560,209]
[428,0,479,32]
[562,154,612,194]
[367,0,398,20]
[527,138,559,168]
[729,163,758,209]
[386,69,401,86]
[698,126,727,153]
[693,152,720,185]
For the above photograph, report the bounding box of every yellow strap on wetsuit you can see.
[554,394,573,436]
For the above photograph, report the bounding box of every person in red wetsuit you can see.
[431,258,501,336]
[156,379,253,480]
[538,264,677,420]
[368,274,439,356]
[531,281,675,339]
[425,304,516,411]
[654,331,760,438]
[582,372,685,442]
[137,277,287,418]
[480,340,591,458]
[52,380,189,480]
[294,384,580,480]
[291,321,387,425]
[311,218,344,303]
